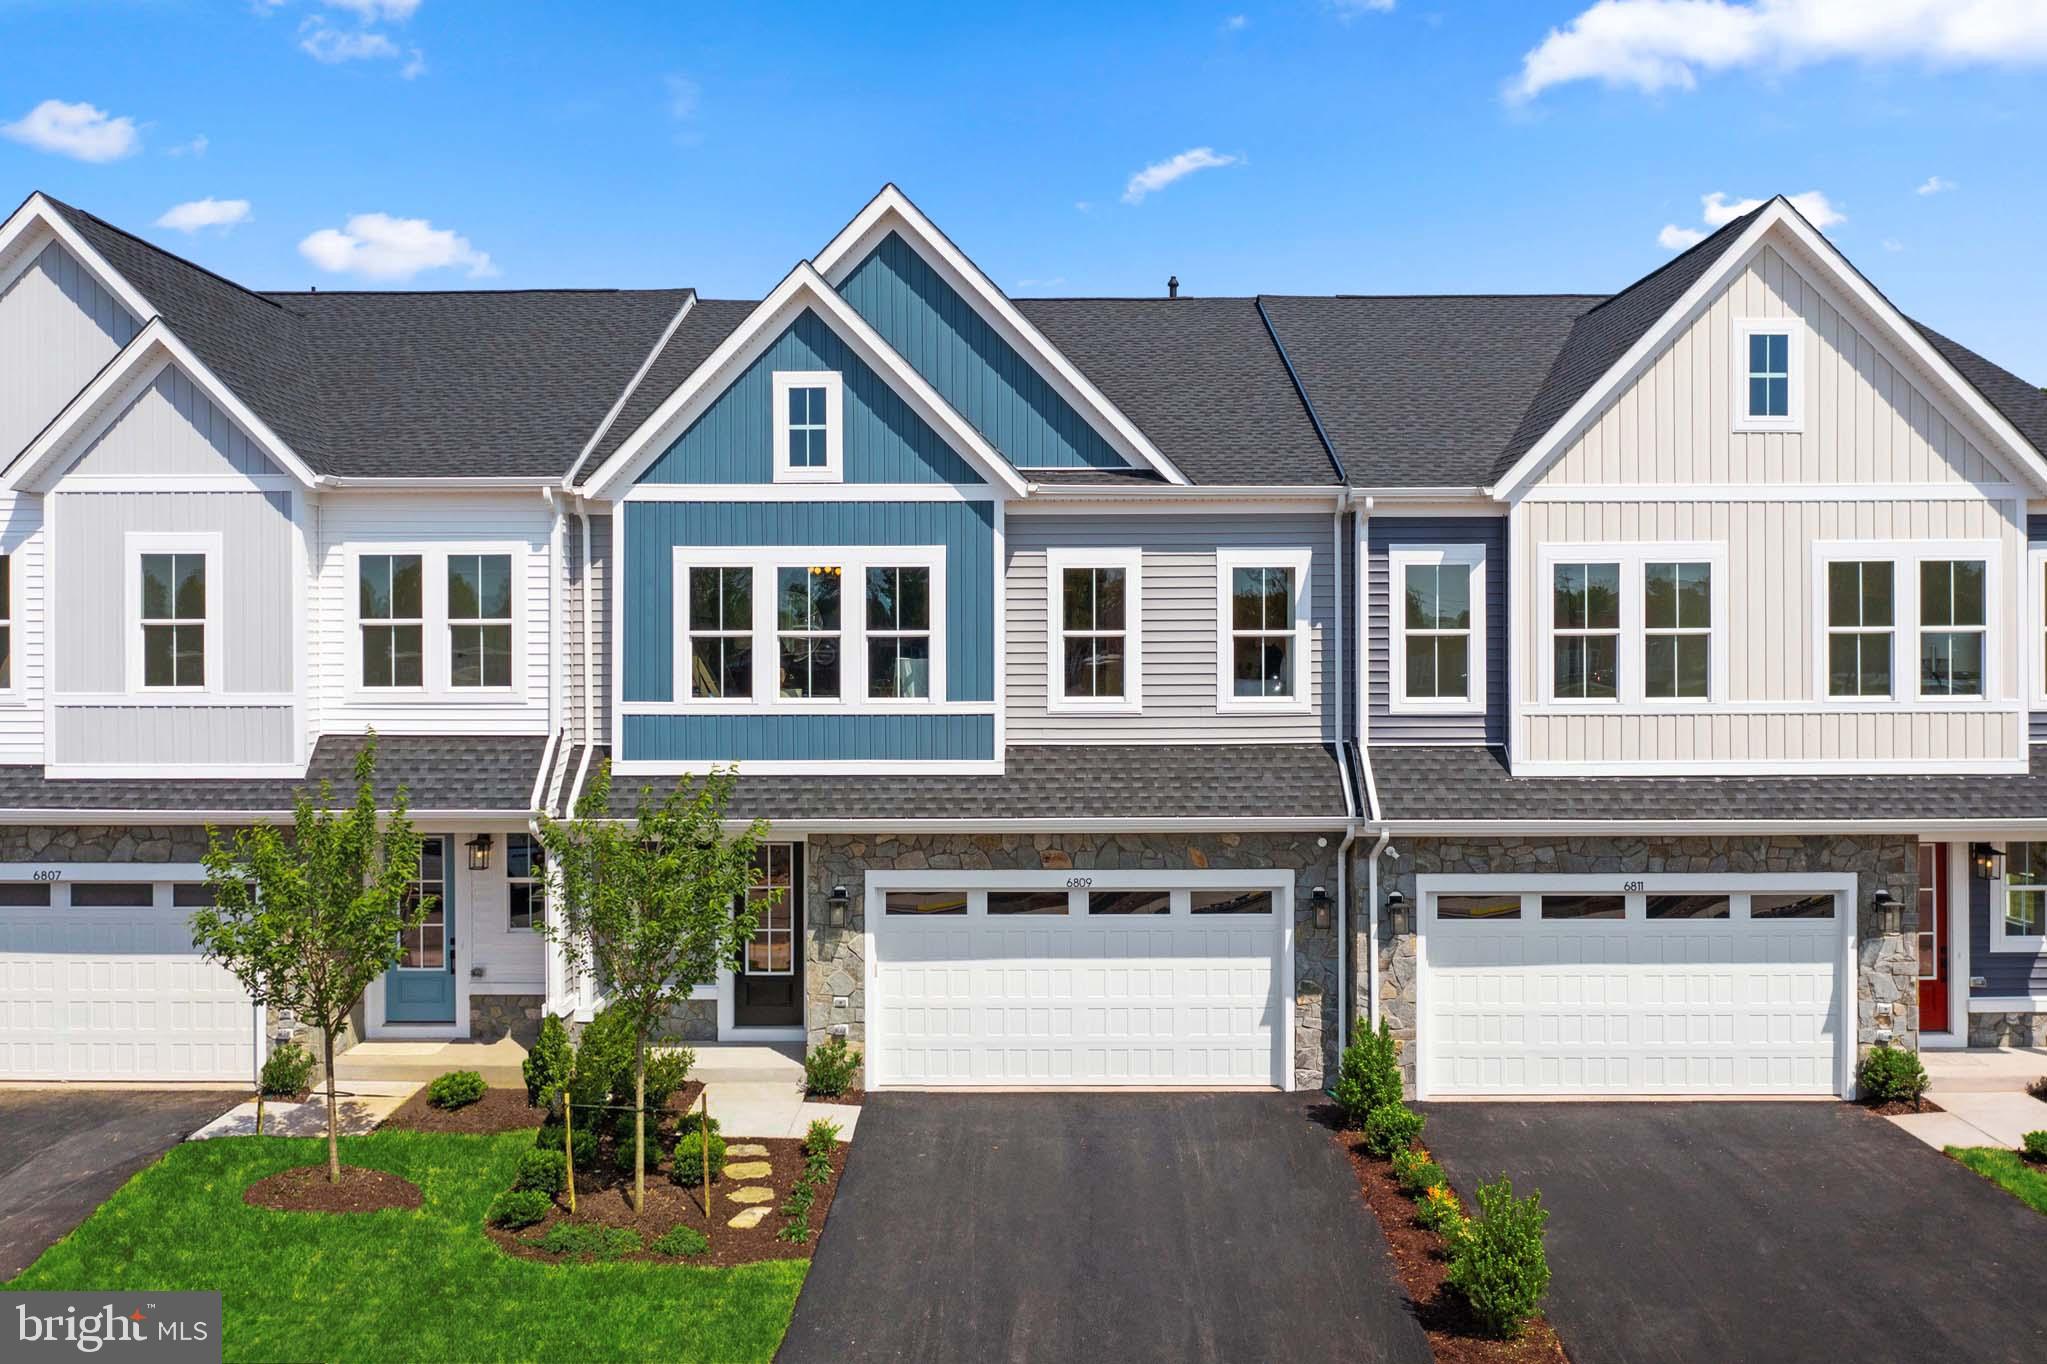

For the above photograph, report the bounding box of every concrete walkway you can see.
[1889,1046,2047,1151]
[690,1042,860,1140]
[188,1079,419,1140]
[334,1037,530,1088]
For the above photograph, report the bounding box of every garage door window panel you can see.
[885,890,967,916]
[1749,893,1835,920]
[1089,890,1172,916]
[988,890,1070,916]
[1435,893,1523,921]
[1647,894,1731,921]
[69,883,155,908]
[0,882,51,907]
[1190,889,1273,915]
[1540,894,1624,921]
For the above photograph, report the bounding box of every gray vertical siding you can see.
[1367,515,1507,745]
[0,240,138,461]
[53,704,296,765]
[1969,871,2047,998]
[66,368,284,480]
[1005,513,1333,744]
[563,510,612,744]
[2032,515,2046,745]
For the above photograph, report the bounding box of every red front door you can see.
[1917,843,1949,1033]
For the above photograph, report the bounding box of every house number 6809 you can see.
[1066,877,1093,889]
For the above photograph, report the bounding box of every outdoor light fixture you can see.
[1971,844,2005,882]
[465,833,494,872]
[1872,888,1902,937]
[1386,887,1411,937]
[1310,885,1331,929]
[826,884,850,927]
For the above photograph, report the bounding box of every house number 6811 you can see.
[1622,880,1644,892]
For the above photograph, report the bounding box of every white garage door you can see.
[1420,877,1851,1098]
[0,875,256,1082]
[869,873,1292,1088]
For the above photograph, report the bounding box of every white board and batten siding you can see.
[562,510,612,745]
[0,495,47,764]
[1005,513,1334,743]
[309,490,554,737]
[1517,242,2031,772]
[0,239,140,463]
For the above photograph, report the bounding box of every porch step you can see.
[334,1038,529,1088]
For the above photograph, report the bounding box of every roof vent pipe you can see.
[1167,275,1179,299]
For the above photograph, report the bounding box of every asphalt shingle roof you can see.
[579,298,757,475]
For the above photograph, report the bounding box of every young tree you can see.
[192,738,427,1184]
[537,761,772,1213]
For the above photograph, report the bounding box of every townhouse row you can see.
[2,185,2045,1099]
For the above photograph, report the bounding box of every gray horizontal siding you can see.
[1005,513,1333,744]
[1971,871,2047,999]
[53,704,296,766]
[2033,515,2046,746]
[1367,515,1507,745]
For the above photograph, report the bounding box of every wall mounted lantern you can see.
[1971,844,2006,882]
[1386,888,1411,937]
[1310,885,1331,929]
[826,884,850,927]
[465,833,494,872]
[1871,888,1902,937]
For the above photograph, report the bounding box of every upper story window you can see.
[866,566,931,700]
[1390,545,1483,713]
[687,566,754,700]
[448,554,513,688]
[1643,562,1711,700]
[1049,549,1141,712]
[1997,842,2047,948]
[0,553,11,691]
[777,566,842,699]
[1551,562,1619,701]
[1919,559,1986,698]
[771,371,844,483]
[128,535,218,692]
[507,833,545,931]
[1826,561,1894,698]
[1219,549,1312,713]
[359,554,424,689]
[1735,322,1802,432]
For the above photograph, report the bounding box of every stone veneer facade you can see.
[800,830,1347,1090]
[1360,834,1921,1096]
[1968,1011,2047,1048]
[470,993,545,1045]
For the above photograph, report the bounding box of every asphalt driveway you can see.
[0,1089,241,1280]
[1421,1102,2047,1363]
[779,1092,1429,1364]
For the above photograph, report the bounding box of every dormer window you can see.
[1735,322,1801,431]
[772,370,843,483]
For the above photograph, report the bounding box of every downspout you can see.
[543,487,563,740]
[1332,500,1349,1060]
[1365,828,1390,1027]
[580,501,596,760]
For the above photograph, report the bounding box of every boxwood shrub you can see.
[1856,1045,1930,1104]
[2023,1130,2047,1163]
[427,1069,487,1110]
[671,1131,727,1186]
[513,1148,567,1197]
[1445,1176,1551,1340]
[803,1035,860,1097]
[259,1040,315,1098]
[1362,1102,1426,1158]
[486,1188,553,1230]
[652,1225,710,1258]
[1333,1017,1404,1129]
[535,1123,598,1171]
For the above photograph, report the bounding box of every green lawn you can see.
[1946,1146,2047,1216]
[6,1130,806,1363]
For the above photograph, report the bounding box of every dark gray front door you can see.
[733,842,802,1028]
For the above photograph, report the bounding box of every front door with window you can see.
[385,835,455,1023]
[733,843,803,1028]
[1917,843,1949,1034]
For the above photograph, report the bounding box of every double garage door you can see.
[868,873,1293,1088]
[1420,876,1853,1097]
[0,873,256,1082]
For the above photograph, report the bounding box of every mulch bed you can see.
[1861,1096,1944,1116]
[805,1088,864,1106]
[378,1082,706,1134]
[244,1164,422,1214]
[488,1136,845,1268]
[1323,1110,1569,1364]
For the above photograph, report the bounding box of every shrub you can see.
[259,1040,315,1098]
[524,1014,573,1109]
[536,1123,598,1171]
[675,1109,721,1139]
[804,1035,861,1097]
[513,1148,567,1197]
[567,1006,634,1115]
[1362,1102,1426,1158]
[2023,1130,2047,1163]
[2027,1076,2047,1103]
[531,1222,641,1262]
[1415,1183,1465,1235]
[1333,1017,1404,1128]
[427,1069,487,1110]
[671,1131,727,1186]
[652,1225,709,1257]
[486,1188,553,1229]
[640,1047,695,1111]
[1445,1176,1551,1340]
[1392,1145,1446,1197]
[612,1131,663,1174]
[1857,1044,1930,1104]
[804,1118,841,1158]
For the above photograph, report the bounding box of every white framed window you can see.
[1550,561,1620,702]
[448,553,514,689]
[507,832,545,931]
[1643,561,1712,700]
[740,843,795,975]
[0,552,12,693]
[1537,542,1727,707]
[1993,842,2047,951]
[358,553,424,689]
[1813,541,2000,704]
[1217,547,1312,713]
[1826,560,1895,698]
[1918,559,1987,698]
[771,370,844,484]
[125,532,220,693]
[2032,546,2047,709]
[1048,547,1141,713]
[1389,544,1483,714]
[1734,320,1803,433]
[669,545,947,714]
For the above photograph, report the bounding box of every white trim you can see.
[1508,756,2027,777]
[561,293,696,490]
[1019,490,1342,508]
[2030,545,2047,711]
[612,757,1004,777]
[811,185,1188,487]
[343,543,530,703]
[667,544,949,712]
[1046,546,1142,715]
[42,761,306,780]
[624,482,993,503]
[1519,482,2025,503]
[1990,841,2047,952]
[1811,538,2002,704]
[1215,546,1313,715]
[56,692,295,708]
[1731,318,1804,434]
[574,261,1030,500]
[1387,543,1486,716]
[770,370,844,484]
[0,195,155,322]
[0,861,206,882]
[123,531,222,694]
[1380,817,2047,837]
[1536,540,1730,707]
[57,474,297,494]
[1968,996,2047,1012]
[1490,199,2047,500]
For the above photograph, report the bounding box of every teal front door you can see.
[385,836,455,1023]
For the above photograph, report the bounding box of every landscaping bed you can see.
[489,1135,845,1268]
[805,1087,864,1107]
[378,1081,705,1135]
[1860,1096,1944,1116]
[243,1163,421,1214]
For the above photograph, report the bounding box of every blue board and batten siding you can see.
[1367,516,1508,745]
[1969,874,2047,1000]
[839,232,1126,471]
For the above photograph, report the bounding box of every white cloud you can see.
[1014,276,1068,290]
[1223,14,1249,31]
[1328,0,1396,16]
[299,212,497,281]
[155,198,252,233]
[1510,0,2047,102]
[300,22,400,63]
[322,0,421,19]
[1700,188,1844,228]
[1916,174,1956,196]
[1,99,141,162]
[400,48,427,79]
[1657,223,1707,249]
[166,134,209,158]
[1122,147,1242,204]
[665,74,700,120]
[1882,238,1905,251]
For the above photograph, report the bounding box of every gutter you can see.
[1379,817,2047,837]
[0,807,544,826]
[314,476,560,490]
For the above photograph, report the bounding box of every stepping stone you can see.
[726,1186,774,1205]
[724,1160,772,1179]
[727,1206,770,1229]
[726,1143,769,1157]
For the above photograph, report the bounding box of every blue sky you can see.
[4,0,2044,379]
